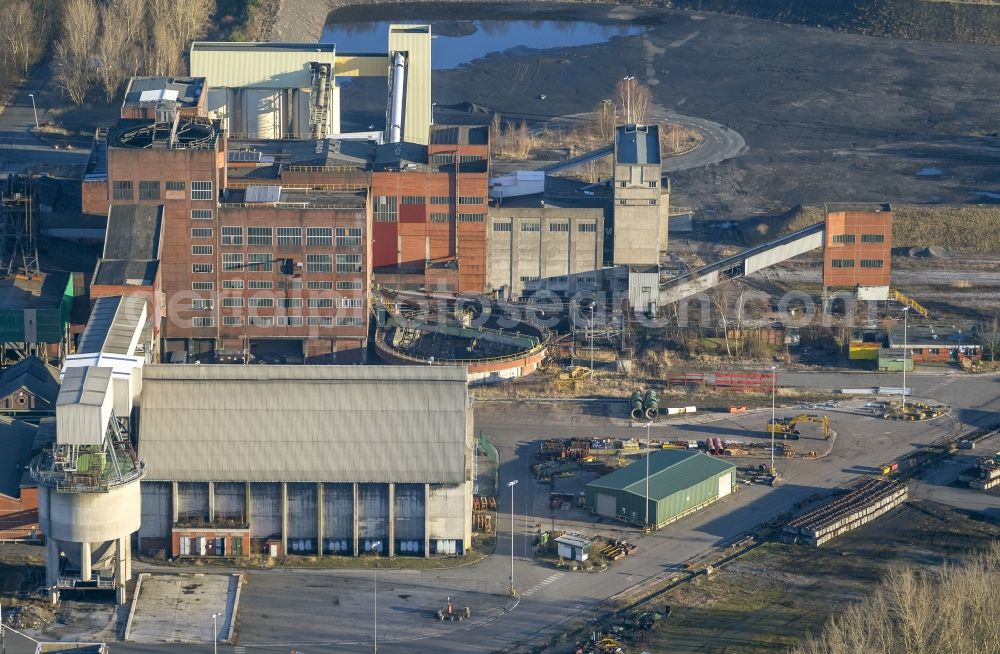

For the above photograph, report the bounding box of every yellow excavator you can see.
[766,414,830,440]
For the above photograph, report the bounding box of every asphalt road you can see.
[0,62,89,176]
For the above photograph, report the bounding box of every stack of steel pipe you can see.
[782,479,908,547]
[642,390,659,420]
[630,391,645,420]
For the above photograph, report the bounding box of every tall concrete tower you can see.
[32,296,148,604]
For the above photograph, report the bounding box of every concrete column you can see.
[115,538,127,605]
[171,481,179,523]
[280,482,288,556]
[352,482,359,557]
[80,541,92,582]
[388,483,395,559]
[316,483,324,557]
[124,536,132,580]
[46,537,59,588]
[208,481,215,523]
[424,483,430,559]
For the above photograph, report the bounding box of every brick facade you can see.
[823,207,892,290]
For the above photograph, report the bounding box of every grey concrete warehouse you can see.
[585,450,736,529]
[136,365,473,559]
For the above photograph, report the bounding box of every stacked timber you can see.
[782,479,908,547]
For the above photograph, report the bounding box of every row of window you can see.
[832,234,886,244]
[201,253,362,274]
[195,227,362,247]
[375,211,486,223]
[192,280,363,291]
[398,196,484,205]
[618,181,658,188]
[112,180,213,201]
[192,316,365,328]
[519,276,598,285]
[193,297,363,309]
[617,199,658,206]
[830,259,885,268]
[493,222,598,233]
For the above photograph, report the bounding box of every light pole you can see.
[27,93,38,130]
[370,540,381,652]
[507,479,518,597]
[643,421,652,530]
[211,612,220,654]
[623,75,635,124]
[769,365,777,476]
[589,300,595,374]
[901,307,909,410]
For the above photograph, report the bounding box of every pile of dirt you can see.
[5,602,55,630]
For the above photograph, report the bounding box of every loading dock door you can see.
[718,472,733,498]
[595,492,617,518]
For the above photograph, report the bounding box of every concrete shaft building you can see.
[136,365,473,559]
[33,297,148,604]
[486,204,605,298]
[612,124,668,267]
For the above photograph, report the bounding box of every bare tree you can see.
[614,77,652,126]
[593,98,616,142]
[146,0,213,76]
[54,0,100,105]
[489,112,502,156]
[97,6,130,103]
[795,543,1000,654]
[978,312,1000,361]
[0,1,37,77]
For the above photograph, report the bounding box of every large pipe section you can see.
[643,390,659,421]
[629,391,644,420]
[388,52,407,143]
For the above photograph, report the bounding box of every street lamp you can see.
[769,365,777,476]
[901,307,909,410]
[370,540,382,652]
[623,75,635,124]
[643,421,652,530]
[507,479,518,597]
[211,612,220,654]
[27,93,39,130]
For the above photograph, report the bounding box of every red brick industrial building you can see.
[83,76,489,362]
[822,203,892,292]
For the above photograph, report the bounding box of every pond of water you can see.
[321,20,643,69]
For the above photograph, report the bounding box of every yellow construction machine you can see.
[766,414,830,440]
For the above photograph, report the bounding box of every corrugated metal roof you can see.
[189,42,337,90]
[76,295,146,356]
[57,366,113,407]
[587,450,734,501]
[138,365,470,483]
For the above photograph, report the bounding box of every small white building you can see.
[555,534,592,562]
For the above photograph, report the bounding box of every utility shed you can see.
[586,450,735,529]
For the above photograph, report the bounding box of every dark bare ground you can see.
[636,500,1000,653]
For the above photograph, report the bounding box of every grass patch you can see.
[755,204,1000,254]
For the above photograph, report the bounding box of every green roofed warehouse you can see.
[585,450,736,529]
